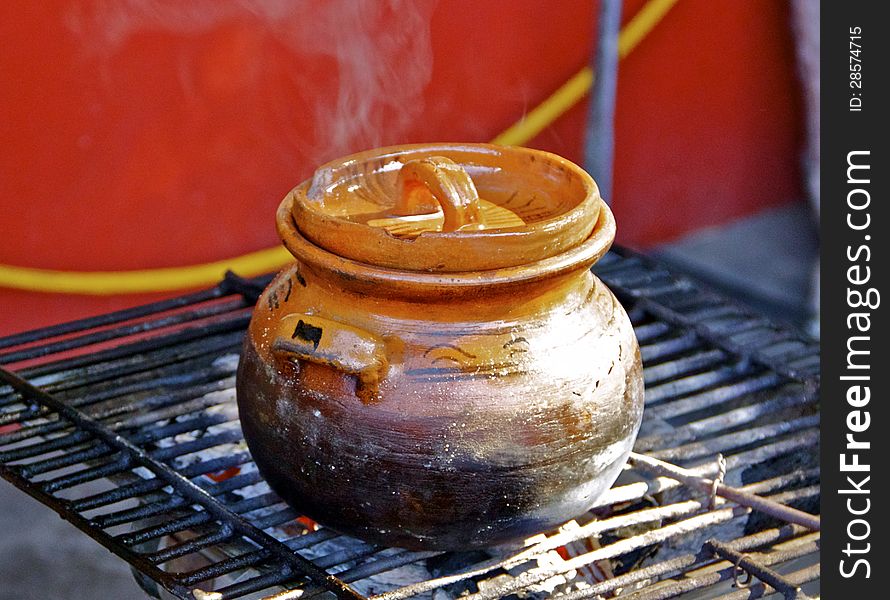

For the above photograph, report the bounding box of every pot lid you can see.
[284,144,604,272]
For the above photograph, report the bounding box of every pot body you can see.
[237,257,644,549]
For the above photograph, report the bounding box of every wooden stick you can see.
[629,452,821,531]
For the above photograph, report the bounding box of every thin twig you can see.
[629,452,820,531]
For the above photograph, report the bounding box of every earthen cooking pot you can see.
[236,143,644,550]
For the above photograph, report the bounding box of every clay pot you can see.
[236,144,644,550]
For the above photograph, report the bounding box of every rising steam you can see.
[64,0,437,162]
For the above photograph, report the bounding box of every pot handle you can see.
[271,313,388,403]
[394,156,486,232]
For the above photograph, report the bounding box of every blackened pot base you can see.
[235,264,644,550]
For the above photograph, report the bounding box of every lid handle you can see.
[394,157,485,232]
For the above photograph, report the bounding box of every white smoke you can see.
[64,0,437,161]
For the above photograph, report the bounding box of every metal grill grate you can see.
[0,249,820,600]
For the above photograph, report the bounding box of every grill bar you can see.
[0,287,230,352]
[704,538,807,599]
[719,565,819,600]
[554,527,816,600]
[463,506,754,600]
[645,373,785,421]
[0,297,247,365]
[0,456,196,599]
[371,470,817,600]
[15,317,246,388]
[146,527,236,565]
[595,252,819,382]
[619,549,817,600]
[648,414,819,462]
[0,367,363,600]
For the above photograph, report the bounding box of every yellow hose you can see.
[0,0,678,296]
[493,0,679,146]
[0,247,292,295]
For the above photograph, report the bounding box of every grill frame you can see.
[0,248,820,599]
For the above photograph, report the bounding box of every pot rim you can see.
[288,143,602,272]
[276,192,615,298]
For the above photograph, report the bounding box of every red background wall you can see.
[0,0,802,335]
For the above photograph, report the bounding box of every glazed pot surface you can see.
[235,144,645,549]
